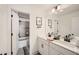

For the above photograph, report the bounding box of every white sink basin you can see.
[59,36,79,48]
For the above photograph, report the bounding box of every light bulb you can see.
[57,5,61,10]
[52,8,55,13]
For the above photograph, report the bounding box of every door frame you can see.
[11,9,19,55]
[10,8,30,55]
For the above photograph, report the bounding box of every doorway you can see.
[11,10,30,55]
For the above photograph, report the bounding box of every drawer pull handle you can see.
[41,44,44,48]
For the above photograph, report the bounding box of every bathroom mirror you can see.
[56,4,79,37]
[48,19,52,28]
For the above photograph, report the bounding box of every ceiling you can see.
[29,4,79,15]
[33,4,79,15]
[1,4,79,15]
[29,4,57,12]
[55,4,79,15]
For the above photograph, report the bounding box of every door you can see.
[11,10,19,55]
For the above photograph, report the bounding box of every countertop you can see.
[38,36,79,54]
[50,40,79,54]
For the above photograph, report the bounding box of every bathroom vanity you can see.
[37,37,79,55]
[36,5,79,55]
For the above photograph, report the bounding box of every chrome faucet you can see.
[64,34,74,42]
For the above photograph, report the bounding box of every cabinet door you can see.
[38,39,44,54]
[38,38,48,55]
[43,42,49,55]
[49,47,62,55]
[49,43,62,55]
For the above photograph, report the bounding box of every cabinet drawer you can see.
[50,43,76,55]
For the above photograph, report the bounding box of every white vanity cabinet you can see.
[38,37,49,55]
[38,37,77,55]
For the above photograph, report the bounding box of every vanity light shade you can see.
[52,8,58,14]
[57,5,64,12]
[57,5,61,10]
[52,5,64,14]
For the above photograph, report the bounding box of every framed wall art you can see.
[36,17,42,28]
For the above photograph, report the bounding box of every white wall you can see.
[0,5,9,54]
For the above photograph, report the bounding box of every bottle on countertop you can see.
[48,33,51,37]
[47,33,54,41]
